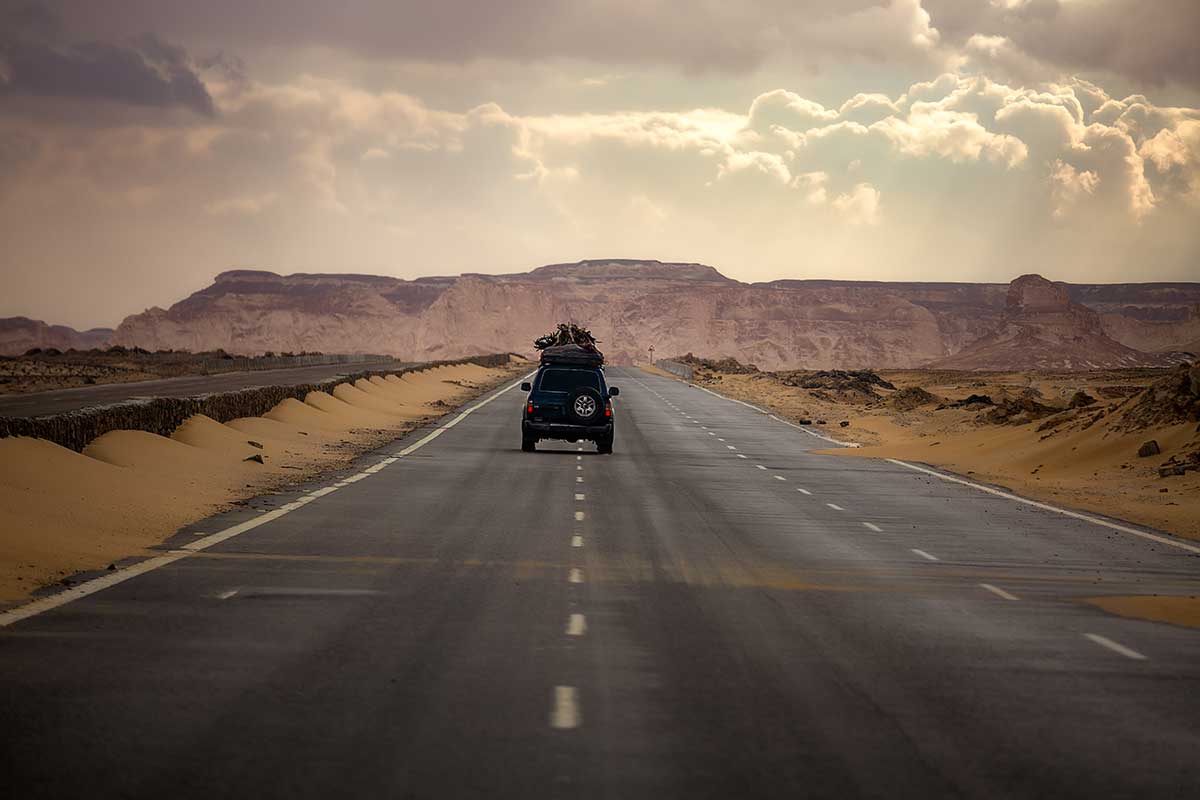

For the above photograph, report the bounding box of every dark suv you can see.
[521,364,619,453]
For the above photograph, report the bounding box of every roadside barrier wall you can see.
[197,352,396,374]
[655,360,694,381]
[0,353,512,452]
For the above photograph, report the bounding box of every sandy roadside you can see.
[0,361,526,603]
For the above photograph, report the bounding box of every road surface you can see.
[0,359,401,417]
[2,366,1198,798]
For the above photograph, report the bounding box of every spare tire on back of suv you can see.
[568,386,603,424]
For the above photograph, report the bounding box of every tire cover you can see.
[568,386,602,423]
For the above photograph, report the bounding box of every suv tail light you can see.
[527,401,534,415]
[604,400,612,418]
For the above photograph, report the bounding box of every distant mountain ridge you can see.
[0,317,114,355]
[8,261,1199,369]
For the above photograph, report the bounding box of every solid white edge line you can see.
[979,583,1020,601]
[0,551,190,628]
[885,459,1200,556]
[1084,633,1147,661]
[0,371,534,629]
[551,685,581,729]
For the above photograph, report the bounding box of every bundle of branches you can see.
[534,323,601,352]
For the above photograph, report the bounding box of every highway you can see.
[0,359,401,417]
[2,366,1199,798]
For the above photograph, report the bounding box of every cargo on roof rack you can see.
[539,344,604,367]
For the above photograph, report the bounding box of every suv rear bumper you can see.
[523,420,612,441]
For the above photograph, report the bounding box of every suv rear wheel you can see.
[521,435,537,452]
[597,434,613,454]
[568,386,603,425]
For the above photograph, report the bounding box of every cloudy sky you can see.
[2,0,1199,329]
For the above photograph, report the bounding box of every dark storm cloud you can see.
[924,0,1200,86]
[41,0,923,74]
[0,3,214,114]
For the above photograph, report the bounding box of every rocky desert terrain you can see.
[653,357,1200,543]
[7,260,1196,371]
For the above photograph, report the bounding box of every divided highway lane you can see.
[2,366,1199,799]
[0,359,402,417]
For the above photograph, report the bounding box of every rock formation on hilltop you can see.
[0,317,113,356]
[928,275,1178,370]
[105,261,1199,370]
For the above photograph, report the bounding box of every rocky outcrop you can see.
[0,317,113,356]
[108,262,1198,370]
[928,275,1178,370]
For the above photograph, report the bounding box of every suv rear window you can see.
[538,368,601,393]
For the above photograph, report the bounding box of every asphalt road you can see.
[0,359,401,417]
[2,366,1199,799]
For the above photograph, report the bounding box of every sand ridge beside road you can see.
[0,362,524,603]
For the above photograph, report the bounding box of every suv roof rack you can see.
[539,344,604,367]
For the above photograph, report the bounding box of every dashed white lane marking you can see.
[575,493,586,501]
[737,454,748,459]
[755,464,767,471]
[862,522,882,532]
[796,488,812,495]
[216,589,239,600]
[1084,633,1147,661]
[576,455,582,461]
[568,568,584,584]
[887,459,1200,556]
[574,511,585,522]
[567,613,587,637]
[0,371,534,629]
[551,686,581,729]
[571,535,583,548]
[980,583,1020,601]
[826,503,844,511]
[718,438,726,442]
[774,475,786,481]
[576,465,582,472]
[708,431,716,436]
[576,476,583,483]
[912,549,939,561]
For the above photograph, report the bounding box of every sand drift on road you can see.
[0,362,523,602]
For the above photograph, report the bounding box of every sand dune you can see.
[0,362,519,602]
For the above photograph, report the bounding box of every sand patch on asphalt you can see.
[1087,595,1200,629]
[0,362,522,603]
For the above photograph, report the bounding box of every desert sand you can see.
[0,363,520,603]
